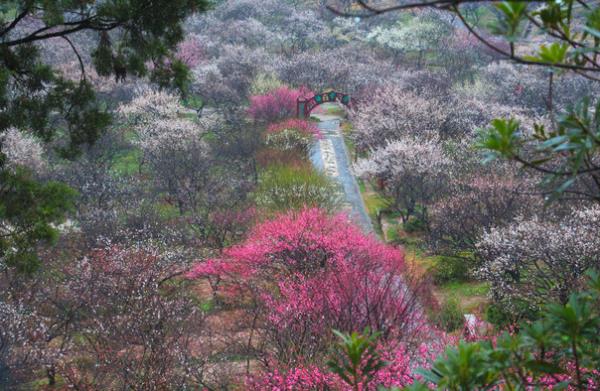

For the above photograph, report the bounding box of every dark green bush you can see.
[431,256,471,285]
[486,300,538,327]
[434,297,464,332]
[402,216,427,233]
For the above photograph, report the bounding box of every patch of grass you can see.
[403,246,436,270]
[198,298,215,313]
[112,148,141,176]
[156,202,180,220]
[362,190,388,218]
[326,105,346,116]
[182,94,203,110]
[357,178,366,193]
[440,281,489,298]
[433,296,465,332]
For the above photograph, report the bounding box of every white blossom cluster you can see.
[118,87,208,157]
[477,206,600,309]
[118,85,183,126]
[265,128,313,152]
[1,127,46,173]
[350,84,446,151]
[355,137,450,179]
[366,17,448,53]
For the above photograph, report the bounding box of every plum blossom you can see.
[477,206,600,310]
[1,127,46,173]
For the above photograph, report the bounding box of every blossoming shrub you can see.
[265,119,321,153]
[0,127,46,174]
[255,164,340,213]
[246,338,443,390]
[187,208,431,371]
[477,206,600,313]
[246,365,339,390]
[247,86,312,123]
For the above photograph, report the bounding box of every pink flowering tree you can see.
[247,86,312,123]
[176,34,204,68]
[187,208,431,371]
[246,330,447,390]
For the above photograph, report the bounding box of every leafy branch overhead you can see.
[331,0,600,200]
[329,0,600,75]
[0,0,209,273]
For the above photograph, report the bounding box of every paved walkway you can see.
[310,113,373,233]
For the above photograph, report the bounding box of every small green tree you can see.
[327,328,388,391]
[255,165,341,213]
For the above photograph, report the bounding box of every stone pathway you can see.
[310,113,373,233]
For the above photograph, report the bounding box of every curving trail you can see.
[309,113,373,233]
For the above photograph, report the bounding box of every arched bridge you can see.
[297,91,351,118]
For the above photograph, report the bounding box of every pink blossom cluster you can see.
[266,119,321,138]
[176,34,204,68]
[246,365,339,390]
[187,208,434,387]
[247,86,312,123]
[188,208,405,280]
[246,342,443,390]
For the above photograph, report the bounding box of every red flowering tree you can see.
[247,86,312,123]
[187,208,430,368]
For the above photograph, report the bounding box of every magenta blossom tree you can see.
[187,208,431,368]
[247,86,312,123]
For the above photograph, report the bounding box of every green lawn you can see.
[112,148,142,176]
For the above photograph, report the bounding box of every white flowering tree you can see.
[119,88,212,213]
[350,84,446,152]
[192,44,268,105]
[428,169,537,257]
[355,137,451,225]
[366,14,451,67]
[0,128,46,174]
[0,300,46,388]
[477,207,600,312]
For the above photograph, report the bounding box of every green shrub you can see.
[402,216,426,233]
[434,297,464,332]
[431,256,471,285]
[486,300,538,327]
[255,165,341,213]
[405,271,600,390]
[249,72,284,95]
[386,225,401,243]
